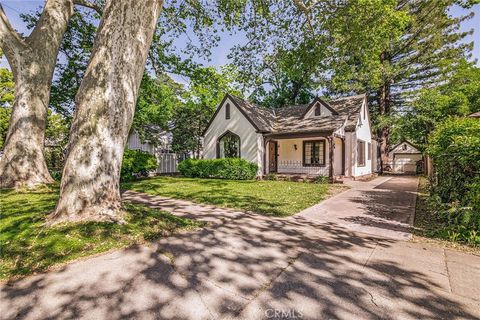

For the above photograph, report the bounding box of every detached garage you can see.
[388,141,423,174]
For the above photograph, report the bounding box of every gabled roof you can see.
[300,97,339,118]
[228,95,276,132]
[205,93,367,136]
[389,140,421,154]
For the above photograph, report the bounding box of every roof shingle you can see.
[229,93,366,134]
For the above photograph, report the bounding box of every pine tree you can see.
[328,0,475,170]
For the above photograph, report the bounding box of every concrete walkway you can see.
[298,176,418,240]
[1,177,479,319]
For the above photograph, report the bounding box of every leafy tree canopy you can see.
[398,60,480,149]
[171,66,241,156]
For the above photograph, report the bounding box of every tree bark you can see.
[378,81,391,173]
[377,52,391,173]
[0,0,75,188]
[50,0,164,223]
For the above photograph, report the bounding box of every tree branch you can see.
[73,0,103,15]
[0,4,26,55]
[292,0,315,32]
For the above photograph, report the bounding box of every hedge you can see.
[427,117,480,244]
[121,149,157,181]
[178,158,258,180]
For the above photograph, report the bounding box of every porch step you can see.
[333,175,352,184]
[275,174,318,182]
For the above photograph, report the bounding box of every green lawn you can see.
[123,176,337,217]
[0,186,203,281]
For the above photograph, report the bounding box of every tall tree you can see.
[399,60,480,149]
[171,66,241,157]
[50,0,164,223]
[327,0,474,169]
[0,0,101,188]
[229,0,331,108]
[132,73,184,144]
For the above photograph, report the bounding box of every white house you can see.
[203,93,376,180]
[387,140,423,174]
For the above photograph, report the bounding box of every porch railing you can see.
[276,160,329,176]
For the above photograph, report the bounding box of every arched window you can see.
[217,131,241,158]
[314,104,321,116]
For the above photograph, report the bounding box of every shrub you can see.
[265,173,278,181]
[178,158,258,180]
[121,149,157,181]
[314,175,330,184]
[427,117,480,245]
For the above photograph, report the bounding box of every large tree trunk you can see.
[0,0,75,188]
[378,81,391,173]
[0,58,54,187]
[50,0,163,223]
[377,51,391,173]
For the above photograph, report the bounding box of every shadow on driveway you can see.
[2,205,478,319]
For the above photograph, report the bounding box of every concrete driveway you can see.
[298,176,418,240]
[1,177,479,319]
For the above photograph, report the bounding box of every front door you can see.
[268,141,277,173]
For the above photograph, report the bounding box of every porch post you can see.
[328,136,334,181]
[263,136,269,176]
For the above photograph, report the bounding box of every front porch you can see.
[264,132,345,179]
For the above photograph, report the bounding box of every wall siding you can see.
[267,137,330,176]
[353,101,373,177]
[203,97,262,174]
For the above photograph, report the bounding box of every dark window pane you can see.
[303,140,325,166]
[218,131,240,158]
[357,140,365,166]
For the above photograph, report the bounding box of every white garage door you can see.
[393,154,422,174]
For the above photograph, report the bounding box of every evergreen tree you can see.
[328,0,475,169]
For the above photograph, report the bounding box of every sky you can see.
[1,0,479,79]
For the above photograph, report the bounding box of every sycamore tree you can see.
[0,0,101,188]
[21,0,225,146]
[171,66,241,157]
[50,0,252,223]
[50,0,164,222]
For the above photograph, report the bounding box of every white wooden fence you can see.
[156,153,178,174]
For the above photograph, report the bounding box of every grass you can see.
[123,176,339,217]
[0,185,204,281]
[414,177,479,252]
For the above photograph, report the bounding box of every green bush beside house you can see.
[121,149,157,181]
[426,117,480,245]
[178,158,258,180]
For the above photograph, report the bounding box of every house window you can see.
[217,131,240,158]
[225,103,230,119]
[314,104,321,116]
[303,140,325,166]
[368,142,372,160]
[357,140,365,166]
[402,143,407,151]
